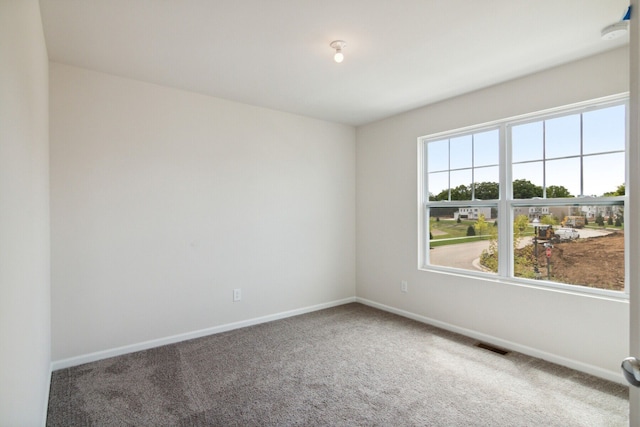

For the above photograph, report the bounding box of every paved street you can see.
[429,227,613,271]
[429,240,490,271]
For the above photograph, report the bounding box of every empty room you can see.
[3,0,640,425]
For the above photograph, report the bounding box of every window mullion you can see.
[447,139,451,201]
[498,123,510,277]
[580,113,584,197]
[542,120,547,198]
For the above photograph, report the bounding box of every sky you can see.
[427,103,626,198]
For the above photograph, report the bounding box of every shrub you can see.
[466,225,476,236]
[513,245,536,279]
[480,249,497,272]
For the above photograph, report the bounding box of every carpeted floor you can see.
[47,303,629,426]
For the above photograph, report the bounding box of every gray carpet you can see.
[47,303,628,426]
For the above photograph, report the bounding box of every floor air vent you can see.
[475,342,509,355]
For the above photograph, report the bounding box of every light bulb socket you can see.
[330,40,346,62]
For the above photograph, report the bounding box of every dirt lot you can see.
[525,232,624,291]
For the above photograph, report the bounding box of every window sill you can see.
[418,264,629,302]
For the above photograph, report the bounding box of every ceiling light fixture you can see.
[330,40,346,63]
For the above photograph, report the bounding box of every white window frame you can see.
[418,94,629,299]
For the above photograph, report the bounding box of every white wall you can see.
[50,63,355,361]
[0,1,51,425]
[356,47,630,382]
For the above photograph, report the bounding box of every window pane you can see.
[512,122,543,162]
[512,203,624,291]
[546,114,580,158]
[512,161,543,198]
[583,152,625,197]
[474,129,499,167]
[428,139,449,172]
[473,166,499,200]
[429,206,498,274]
[429,171,449,200]
[546,158,579,197]
[474,166,499,183]
[583,104,625,154]
[450,135,472,169]
[450,169,472,200]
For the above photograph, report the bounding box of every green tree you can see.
[473,182,499,200]
[603,184,625,197]
[481,214,530,273]
[433,189,447,200]
[450,185,472,200]
[607,216,614,226]
[595,213,605,226]
[513,215,530,248]
[480,226,499,272]
[540,215,558,226]
[474,214,489,236]
[546,185,573,198]
[434,185,472,201]
[513,179,543,199]
[466,225,476,236]
[615,216,622,227]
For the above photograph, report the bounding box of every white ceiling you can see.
[39,0,629,126]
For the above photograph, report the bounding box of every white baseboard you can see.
[51,297,356,371]
[356,297,626,385]
[51,296,624,385]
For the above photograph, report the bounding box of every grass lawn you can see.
[430,235,493,247]
[430,218,496,239]
[584,224,624,231]
[429,218,538,248]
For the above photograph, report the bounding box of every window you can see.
[426,128,500,274]
[420,97,627,295]
[511,104,625,198]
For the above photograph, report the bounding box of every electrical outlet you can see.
[233,288,242,302]
[401,281,408,293]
